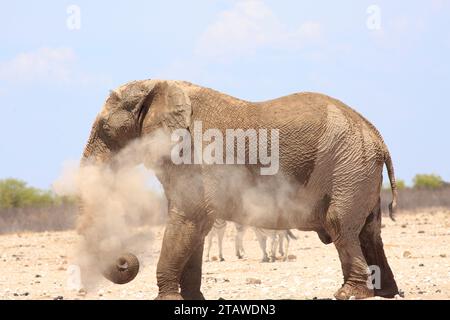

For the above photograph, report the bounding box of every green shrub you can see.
[413,174,444,189]
[396,179,406,190]
[0,178,75,209]
[383,179,406,190]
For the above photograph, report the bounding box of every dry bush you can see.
[0,199,168,235]
[381,187,450,212]
[0,204,77,234]
[2,187,449,234]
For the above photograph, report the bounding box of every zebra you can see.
[206,219,246,261]
[206,219,297,262]
[234,223,247,259]
[252,228,297,262]
[205,219,227,261]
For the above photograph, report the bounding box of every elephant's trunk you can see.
[102,253,140,284]
[79,132,140,285]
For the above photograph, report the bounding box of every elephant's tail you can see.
[384,153,398,221]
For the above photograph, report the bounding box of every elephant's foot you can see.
[219,257,225,262]
[155,292,184,300]
[334,282,374,300]
[375,283,399,298]
[261,256,270,263]
[237,254,243,259]
[270,256,276,262]
[181,291,206,300]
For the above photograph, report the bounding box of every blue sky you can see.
[0,0,449,189]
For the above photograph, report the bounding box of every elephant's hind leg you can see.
[333,236,374,299]
[359,200,399,298]
[325,207,374,300]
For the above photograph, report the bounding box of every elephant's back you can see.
[186,84,380,136]
[259,91,361,126]
[190,87,387,181]
[259,92,387,184]
[190,86,386,151]
[260,91,386,151]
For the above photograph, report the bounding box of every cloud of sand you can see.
[53,129,171,289]
[212,166,314,227]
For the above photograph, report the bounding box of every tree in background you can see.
[396,179,406,190]
[383,179,406,190]
[413,174,444,189]
[0,178,75,209]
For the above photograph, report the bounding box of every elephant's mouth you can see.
[102,253,140,285]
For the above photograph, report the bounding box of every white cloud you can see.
[0,47,110,86]
[296,21,322,41]
[431,0,448,11]
[370,15,426,50]
[0,47,75,83]
[196,0,322,60]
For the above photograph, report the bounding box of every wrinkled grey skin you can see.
[80,79,399,300]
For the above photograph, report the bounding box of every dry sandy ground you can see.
[1,209,449,300]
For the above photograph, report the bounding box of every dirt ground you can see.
[0,209,449,300]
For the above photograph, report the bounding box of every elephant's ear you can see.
[138,81,192,134]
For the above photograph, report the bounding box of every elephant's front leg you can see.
[155,206,212,300]
[180,240,205,300]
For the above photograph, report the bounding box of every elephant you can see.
[79,79,399,300]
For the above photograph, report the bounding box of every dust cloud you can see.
[53,129,171,290]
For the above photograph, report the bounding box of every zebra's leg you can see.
[205,230,213,262]
[283,233,290,261]
[269,233,278,262]
[217,223,226,261]
[255,229,269,262]
[278,233,285,257]
[235,224,245,259]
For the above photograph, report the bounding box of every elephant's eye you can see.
[102,122,110,131]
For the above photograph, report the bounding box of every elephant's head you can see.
[79,79,192,284]
[82,79,192,164]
